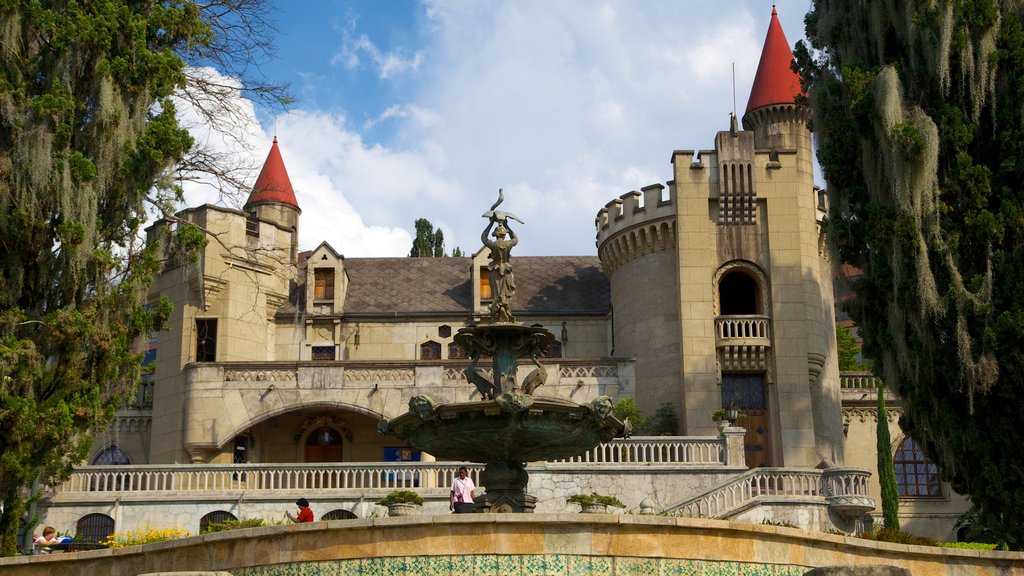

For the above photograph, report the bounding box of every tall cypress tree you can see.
[876,383,900,531]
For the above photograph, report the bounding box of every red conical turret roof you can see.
[246,137,299,209]
[745,6,803,114]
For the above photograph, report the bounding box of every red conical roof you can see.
[745,6,803,114]
[246,137,299,208]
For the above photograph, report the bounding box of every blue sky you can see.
[180,1,815,257]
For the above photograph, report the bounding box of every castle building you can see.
[596,5,841,470]
[48,7,966,544]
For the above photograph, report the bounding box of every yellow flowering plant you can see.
[100,525,191,548]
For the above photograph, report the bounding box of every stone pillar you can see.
[420,452,436,488]
[723,426,747,467]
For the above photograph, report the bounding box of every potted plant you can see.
[376,490,424,517]
[712,407,744,430]
[567,492,625,514]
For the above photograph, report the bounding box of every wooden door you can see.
[721,373,772,468]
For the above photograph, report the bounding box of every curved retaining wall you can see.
[2,515,1021,576]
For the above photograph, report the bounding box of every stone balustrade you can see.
[56,462,479,495]
[714,315,771,343]
[671,467,874,520]
[58,437,729,497]
[557,436,723,465]
[840,371,882,390]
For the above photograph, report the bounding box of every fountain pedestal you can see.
[477,461,536,513]
[377,194,626,512]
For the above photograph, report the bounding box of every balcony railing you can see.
[557,436,723,465]
[57,462,478,495]
[56,437,729,496]
[714,315,771,345]
[671,467,874,519]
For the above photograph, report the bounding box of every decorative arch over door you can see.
[304,426,344,463]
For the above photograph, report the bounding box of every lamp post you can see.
[724,406,739,425]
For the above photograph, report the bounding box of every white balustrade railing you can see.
[839,371,882,390]
[714,315,770,341]
[58,462,483,495]
[673,468,823,518]
[554,437,723,465]
[672,467,873,519]
[822,467,872,497]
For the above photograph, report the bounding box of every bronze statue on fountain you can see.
[378,190,626,513]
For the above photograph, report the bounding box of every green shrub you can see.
[937,541,998,550]
[376,490,424,506]
[567,492,624,508]
[859,527,936,547]
[202,518,269,534]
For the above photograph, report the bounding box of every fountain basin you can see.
[378,394,624,463]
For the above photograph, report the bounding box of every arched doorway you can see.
[304,426,343,462]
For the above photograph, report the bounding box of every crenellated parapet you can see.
[595,182,678,275]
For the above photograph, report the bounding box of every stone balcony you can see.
[714,315,771,372]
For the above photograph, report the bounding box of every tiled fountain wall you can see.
[2,515,1021,576]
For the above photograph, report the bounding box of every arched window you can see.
[91,445,131,466]
[76,513,114,544]
[894,437,941,497]
[199,510,238,533]
[718,270,760,315]
[420,340,441,360]
[321,509,358,521]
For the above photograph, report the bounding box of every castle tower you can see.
[146,138,302,463]
[597,6,843,468]
[245,136,301,263]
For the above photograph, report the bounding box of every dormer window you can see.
[314,269,335,301]
[479,268,492,300]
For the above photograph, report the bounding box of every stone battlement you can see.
[595,181,678,274]
[595,181,676,245]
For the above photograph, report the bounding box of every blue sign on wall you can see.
[383,447,421,462]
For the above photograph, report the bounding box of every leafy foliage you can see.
[566,492,624,508]
[409,218,447,257]
[376,490,424,506]
[0,0,283,556]
[860,526,936,547]
[612,398,651,433]
[201,517,277,533]
[798,0,1024,548]
[100,525,190,548]
[836,325,869,370]
[937,541,998,550]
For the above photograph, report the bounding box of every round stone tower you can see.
[596,6,844,468]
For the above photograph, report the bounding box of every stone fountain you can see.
[378,191,626,512]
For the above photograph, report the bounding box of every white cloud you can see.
[333,33,426,79]
[174,1,813,258]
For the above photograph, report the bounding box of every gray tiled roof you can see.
[341,256,609,316]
